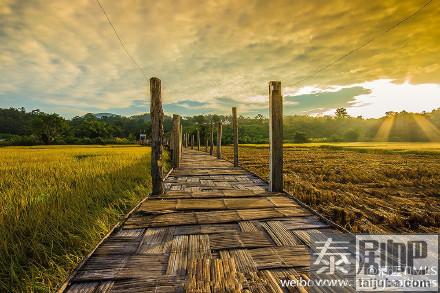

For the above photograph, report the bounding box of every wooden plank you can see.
[166,235,189,276]
[249,246,310,269]
[139,196,296,212]
[209,231,273,250]
[174,223,240,235]
[229,250,257,273]
[125,207,312,228]
[261,221,301,246]
[73,255,127,281]
[138,227,175,254]
[118,255,169,278]
[110,276,184,293]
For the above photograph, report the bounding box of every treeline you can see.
[0,107,171,145]
[1,107,440,145]
[181,108,440,144]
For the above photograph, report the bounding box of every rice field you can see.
[0,145,155,292]
[222,143,440,234]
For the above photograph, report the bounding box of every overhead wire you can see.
[292,0,433,86]
[96,0,147,79]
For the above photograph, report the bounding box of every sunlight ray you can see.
[413,114,440,141]
[373,115,395,141]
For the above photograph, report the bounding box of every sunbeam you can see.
[374,114,396,141]
[413,114,440,141]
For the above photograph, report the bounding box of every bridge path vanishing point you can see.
[63,149,355,293]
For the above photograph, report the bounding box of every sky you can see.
[0,0,439,118]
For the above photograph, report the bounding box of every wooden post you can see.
[172,114,181,168]
[232,107,239,167]
[197,129,200,151]
[169,129,174,164]
[184,133,188,148]
[180,124,183,155]
[216,122,222,159]
[150,77,164,195]
[209,122,214,155]
[170,132,174,152]
[191,134,194,149]
[269,81,283,192]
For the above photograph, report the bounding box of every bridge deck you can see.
[64,149,353,293]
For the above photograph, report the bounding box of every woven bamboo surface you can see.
[64,150,354,293]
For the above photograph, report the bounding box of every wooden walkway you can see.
[64,149,353,293]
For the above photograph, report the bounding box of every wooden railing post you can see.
[232,107,239,167]
[172,114,181,168]
[180,124,183,155]
[197,129,200,151]
[269,81,283,192]
[169,131,174,154]
[209,122,214,155]
[191,134,194,149]
[216,122,222,159]
[150,77,164,195]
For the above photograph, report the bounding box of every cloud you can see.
[284,79,440,118]
[343,79,440,118]
[284,86,371,114]
[0,0,439,117]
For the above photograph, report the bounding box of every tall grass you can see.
[0,145,154,292]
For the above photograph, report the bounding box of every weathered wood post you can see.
[179,124,183,155]
[216,122,222,159]
[172,114,181,168]
[170,133,174,152]
[150,77,164,195]
[191,134,194,149]
[197,129,200,151]
[269,81,283,192]
[169,131,174,167]
[209,122,214,155]
[232,107,239,167]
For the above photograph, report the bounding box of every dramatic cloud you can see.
[0,0,439,117]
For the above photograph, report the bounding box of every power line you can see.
[96,0,147,79]
[293,0,433,86]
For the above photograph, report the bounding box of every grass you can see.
[0,145,161,292]
[241,142,440,153]
[221,142,440,234]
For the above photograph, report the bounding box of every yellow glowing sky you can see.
[0,0,439,117]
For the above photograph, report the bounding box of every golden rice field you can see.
[222,143,440,234]
[0,145,156,292]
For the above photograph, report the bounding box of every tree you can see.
[343,129,360,141]
[293,131,308,143]
[32,113,67,144]
[335,108,349,119]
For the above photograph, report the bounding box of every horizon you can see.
[1,1,439,118]
[4,104,440,121]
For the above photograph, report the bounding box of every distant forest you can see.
[1,107,440,145]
